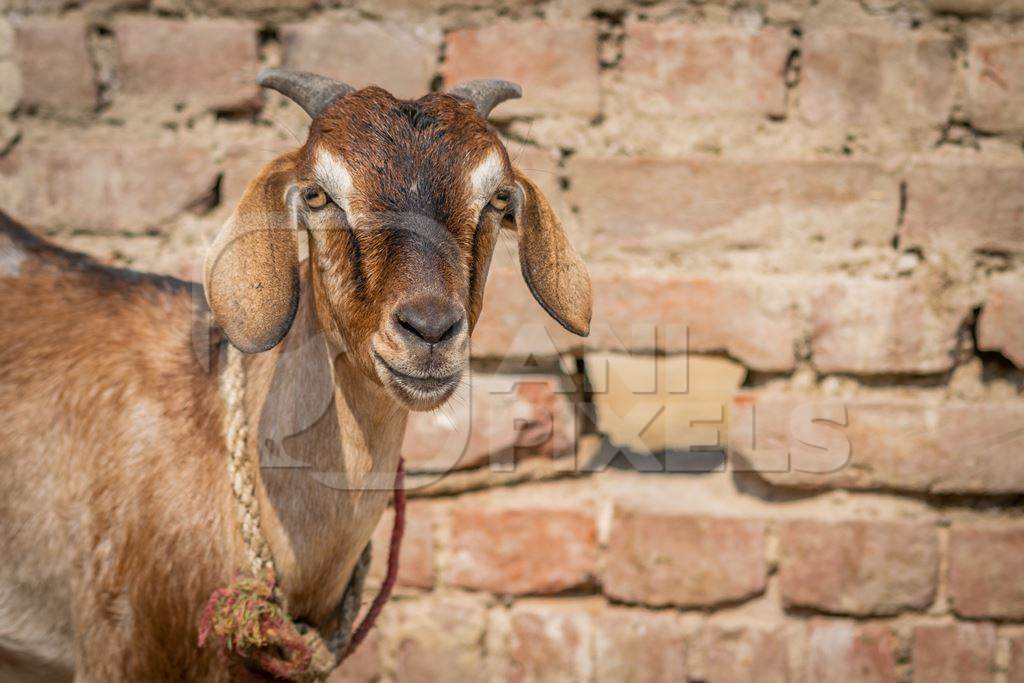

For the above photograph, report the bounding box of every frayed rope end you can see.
[198,570,314,682]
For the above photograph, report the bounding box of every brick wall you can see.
[2,0,1023,681]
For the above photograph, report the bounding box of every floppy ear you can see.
[204,151,301,353]
[506,169,592,336]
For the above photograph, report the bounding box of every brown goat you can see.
[0,71,591,682]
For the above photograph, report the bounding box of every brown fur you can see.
[0,85,590,682]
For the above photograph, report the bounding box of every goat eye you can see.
[303,187,329,210]
[489,189,511,212]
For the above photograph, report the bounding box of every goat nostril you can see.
[397,315,422,340]
[394,303,464,346]
[439,316,463,342]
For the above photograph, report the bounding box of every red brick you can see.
[800,28,955,127]
[912,622,995,683]
[282,17,438,101]
[1008,631,1024,683]
[387,595,488,682]
[948,524,1024,619]
[445,507,597,594]
[509,600,596,683]
[0,142,215,233]
[473,265,798,371]
[730,396,1024,494]
[114,16,260,112]
[978,276,1024,368]
[594,609,687,683]
[779,520,938,616]
[196,0,318,12]
[354,0,539,11]
[369,500,434,590]
[603,510,766,607]
[593,274,797,371]
[567,157,899,257]
[622,23,788,117]
[327,629,380,683]
[443,20,600,118]
[12,15,94,111]
[703,623,790,683]
[806,620,897,683]
[925,0,1024,13]
[0,20,18,116]
[967,33,1024,131]
[402,372,575,472]
[901,160,1024,254]
[470,263,579,359]
[809,277,967,374]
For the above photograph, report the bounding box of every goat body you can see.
[0,70,593,682]
[0,216,403,681]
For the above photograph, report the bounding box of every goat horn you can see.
[447,79,522,118]
[257,68,355,119]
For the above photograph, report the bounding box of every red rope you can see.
[338,457,406,663]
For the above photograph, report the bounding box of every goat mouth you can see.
[372,350,461,406]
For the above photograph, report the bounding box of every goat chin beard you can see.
[370,347,464,411]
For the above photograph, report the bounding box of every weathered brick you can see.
[282,17,438,100]
[588,353,745,456]
[0,142,215,233]
[386,594,488,682]
[800,28,955,127]
[967,33,1024,131]
[509,600,597,683]
[114,16,260,112]
[912,622,996,683]
[591,274,797,371]
[0,19,20,115]
[473,263,799,371]
[369,500,434,590]
[603,510,766,607]
[567,157,899,258]
[594,608,687,683]
[809,278,967,374]
[901,160,1024,254]
[948,524,1024,619]
[806,620,896,683]
[925,0,1024,13]
[443,20,600,118]
[445,506,597,594]
[55,232,199,281]
[730,396,1024,494]
[353,0,536,12]
[1008,631,1024,683]
[12,15,94,111]
[216,140,296,219]
[327,629,380,683]
[779,520,938,616]
[703,622,790,683]
[622,23,788,117]
[978,275,1024,368]
[193,0,317,12]
[470,261,579,359]
[402,372,575,472]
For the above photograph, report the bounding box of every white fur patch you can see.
[0,232,25,277]
[313,148,355,217]
[468,148,505,215]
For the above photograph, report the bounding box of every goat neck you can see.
[234,264,407,625]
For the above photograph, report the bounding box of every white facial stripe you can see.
[314,149,355,216]
[468,149,505,215]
